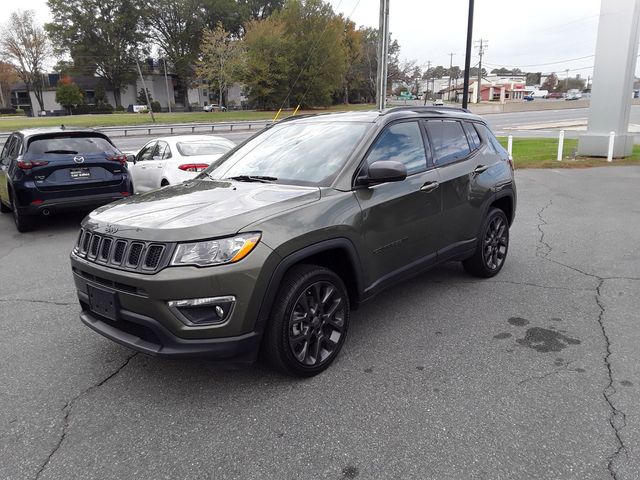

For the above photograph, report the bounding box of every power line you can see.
[483,54,595,69]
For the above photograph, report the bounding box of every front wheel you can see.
[263,264,350,377]
[462,208,509,278]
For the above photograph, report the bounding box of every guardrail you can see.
[0,120,272,142]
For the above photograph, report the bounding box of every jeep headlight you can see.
[171,232,261,267]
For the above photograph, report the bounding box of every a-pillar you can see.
[578,0,640,157]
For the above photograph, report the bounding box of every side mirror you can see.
[126,154,136,164]
[357,160,407,187]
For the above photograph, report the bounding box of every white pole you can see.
[507,135,513,157]
[607,131,615,162]
[557,130,565,161]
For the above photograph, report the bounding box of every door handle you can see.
[473,164,490,174]
[420,181,439,193]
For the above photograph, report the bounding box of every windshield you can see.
[176,141,233,157]
[204,121,370,186]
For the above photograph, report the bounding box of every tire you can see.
[462,208,509,278]
[161,180,170,187]
[12,194,33,233]
[263,264,350,377]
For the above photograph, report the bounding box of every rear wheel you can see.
[161,179,170,187]
[12,194,33,233]
[462,208,509,278]
[263,264,350,377]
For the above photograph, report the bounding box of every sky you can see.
[0,0,628,80]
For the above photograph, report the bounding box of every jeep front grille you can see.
[73,228,173,274]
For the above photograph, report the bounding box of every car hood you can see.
[84,180,320,241]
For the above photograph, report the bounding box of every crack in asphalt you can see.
[517,360,580,386]
[0,299,76,307]
[33,352,138,480]
[461,279,587,292]
[0,241,27,262]
[535,201,627,479]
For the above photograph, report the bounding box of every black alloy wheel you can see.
[288,281,346,366]
[484,215,508,271]
[264,264,350,376]
[462,208,509,277]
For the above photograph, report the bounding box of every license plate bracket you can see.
[70,167,91,179]
[88,285,118,321]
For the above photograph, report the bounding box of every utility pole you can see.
[135,58,156,123]
[163,58,172,113]
[447,52,455,101]
[474,38,488,103]
[565,68,570,90]
[423,60,431,105]
[462,0,475,109]
[376,0,390,110]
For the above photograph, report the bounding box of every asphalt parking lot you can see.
[1,167,639,479]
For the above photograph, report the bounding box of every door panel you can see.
[355,169,442,289]
[354,120,442,289]
[129,141,156,192]
[425,120,495,252]
[0,136,14,204]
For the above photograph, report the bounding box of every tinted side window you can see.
[426,120,471,165]
[464,122,482,150]
[476,124,508,157]
[366,121,427,175]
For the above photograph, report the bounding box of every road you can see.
[106,105,640,152]
[1,167,639,479]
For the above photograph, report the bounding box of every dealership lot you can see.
[1,167,639,479]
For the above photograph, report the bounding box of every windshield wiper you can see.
[44,149,79,154]
[226,175,278,183]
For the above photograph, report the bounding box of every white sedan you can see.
[128,135,235,193]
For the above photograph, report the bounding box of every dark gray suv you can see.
[70,107,516,376]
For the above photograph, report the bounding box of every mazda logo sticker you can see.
[73,156,85,164]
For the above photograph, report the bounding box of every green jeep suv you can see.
[70,107,516,376]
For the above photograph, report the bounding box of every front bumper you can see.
[71,242,280,359]
[79,294,261,359]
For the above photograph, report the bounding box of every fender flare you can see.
[255,237,365,332]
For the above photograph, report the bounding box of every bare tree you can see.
[0,10,51,113]
[0,61,19,108]
[196,23,245,108]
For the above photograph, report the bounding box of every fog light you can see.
[167,296,235,326]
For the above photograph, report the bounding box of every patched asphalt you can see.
[1,167,639,479]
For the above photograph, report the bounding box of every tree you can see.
[55,76,84,113]
[242,17,291,109]
[197,23,245,108]
[0,61,18,108]
[526,72,542,86]
[46,0,145,107]
[340,18,362,104]
[541,72,558,91]
[239,0,284,21]
[242,0,347,109]
[0,10,51,113]
[136,88,153,104]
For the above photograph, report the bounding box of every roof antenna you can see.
[60,124,66,130]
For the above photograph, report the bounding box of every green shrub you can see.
[150,100,162,112]
[114,105,126,112]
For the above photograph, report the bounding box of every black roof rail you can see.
[381,105,472,115]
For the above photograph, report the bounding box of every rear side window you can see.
[26,135,116,155]
[464,122,482,150]
[425,120,471,165]
[366,121,427,175]
[476,124,508,157]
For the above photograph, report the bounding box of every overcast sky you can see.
[0,0,631,79]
